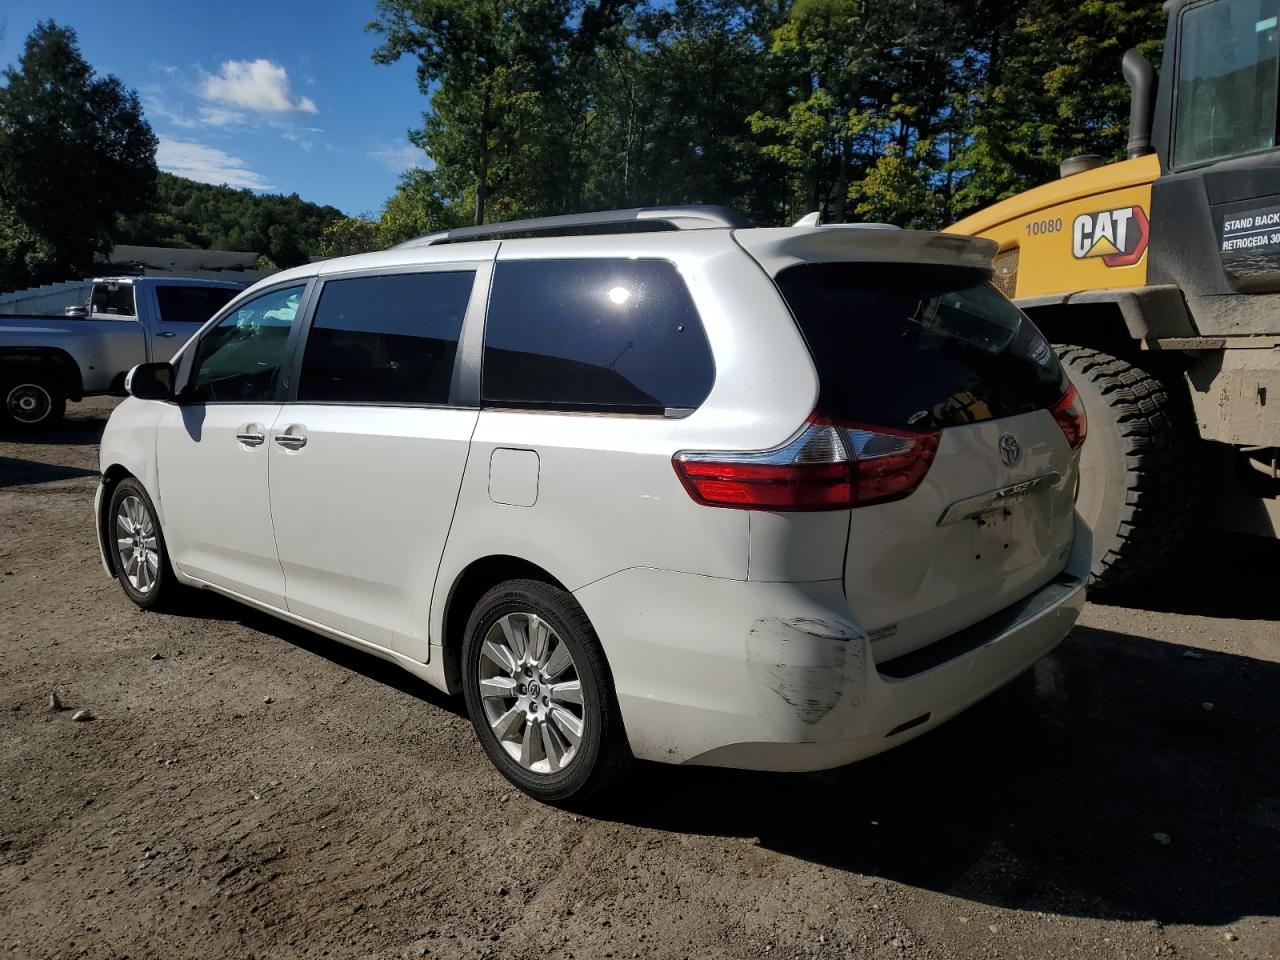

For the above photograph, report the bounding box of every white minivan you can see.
[97,206,1090,804]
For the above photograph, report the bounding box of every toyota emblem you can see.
[999,434,1021,466]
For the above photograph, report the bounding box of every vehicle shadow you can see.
[1094,530,1280,620]
[593,625,1280,927]
[169,589,466,719]
[0,456,99,488]
[0,404,118,447]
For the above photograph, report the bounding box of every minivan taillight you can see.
[673,416,939,511]
[1051,383,1088,450]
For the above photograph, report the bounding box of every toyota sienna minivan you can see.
[97,205,1090,804]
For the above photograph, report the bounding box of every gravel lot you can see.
[2,397,1278,960]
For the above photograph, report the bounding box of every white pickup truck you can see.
[0,276,243,430]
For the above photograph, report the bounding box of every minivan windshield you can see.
[775,262,1066,431]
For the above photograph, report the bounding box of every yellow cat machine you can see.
[952,0,1280,593]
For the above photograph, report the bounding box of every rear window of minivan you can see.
[482,259,714,415]
[775,262,1066,430]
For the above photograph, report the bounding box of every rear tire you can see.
[461,579,631,806]
[2,375,65,432]
[1056,345,1197,595]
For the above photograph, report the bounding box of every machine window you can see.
[298,271,474,405]
[187,285,304,403]
[1174,0,1280,167]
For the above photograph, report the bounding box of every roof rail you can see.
[394,205,752,249]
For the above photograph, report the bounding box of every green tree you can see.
[748,0,962,226]
[369,0,638,225]
[377,168,467,245]
[318,216,383,257]
[0,21,157,289]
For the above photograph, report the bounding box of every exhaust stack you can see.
[1123,49,1156,159]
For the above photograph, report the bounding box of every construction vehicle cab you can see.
[952,0,1280,592]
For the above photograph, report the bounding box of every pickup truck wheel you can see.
[462,579,632,807]
[1055,345,1197,596]
[108,478,180,611]
[3,378,66,431]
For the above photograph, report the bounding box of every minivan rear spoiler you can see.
[733,227,997,278]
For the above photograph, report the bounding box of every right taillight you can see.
[1051,383,1088,449]
[673,415,938,511]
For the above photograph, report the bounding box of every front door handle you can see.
[273,433,307,450]
[156,331,178,338]
[236,432,265,447]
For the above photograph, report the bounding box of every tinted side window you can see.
[298,271,474,405]
[188,285,304,403]
[482,259,714,414]
[156,285,240,325]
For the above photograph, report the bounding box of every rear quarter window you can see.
[482,259,714,415]
[775,262,1066,430]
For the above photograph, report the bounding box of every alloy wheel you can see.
[115,495,160,595]
[477,612,585,774]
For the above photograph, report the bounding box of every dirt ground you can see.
[1,397,1278,960]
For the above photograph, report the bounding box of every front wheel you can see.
[108,478,181,610]
[461,579,631,806]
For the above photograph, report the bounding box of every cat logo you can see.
[1071,206,1150,267]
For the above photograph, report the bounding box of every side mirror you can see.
[125,362,174,401]
[63,304,89,319]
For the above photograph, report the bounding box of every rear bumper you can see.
[575,512,1089,772]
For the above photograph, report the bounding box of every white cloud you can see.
[202,59,318,116]
[197,105,247,127]
[369,144,432,173]
[282,128,319,152]
[156,138,272,190]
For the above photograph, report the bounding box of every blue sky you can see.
[0,1,434,215]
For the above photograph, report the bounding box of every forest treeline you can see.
[3,4,1166,286]
[116,173,345,269]
[332,0,1164,253]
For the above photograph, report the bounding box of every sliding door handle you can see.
[273,433,307,450]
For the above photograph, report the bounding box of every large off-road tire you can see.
[461,579,631,806]
[1,375,66,432]
[107,477,182,611]
[1056,345,1197,595]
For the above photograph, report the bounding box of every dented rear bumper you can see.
[574,513,1090,772]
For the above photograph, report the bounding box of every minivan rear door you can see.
[740,228,1082,663]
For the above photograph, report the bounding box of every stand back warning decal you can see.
[1219,202,1280,292]
[1071,206,1150,267]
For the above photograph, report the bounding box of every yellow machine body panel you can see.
[950,154,1161,300]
